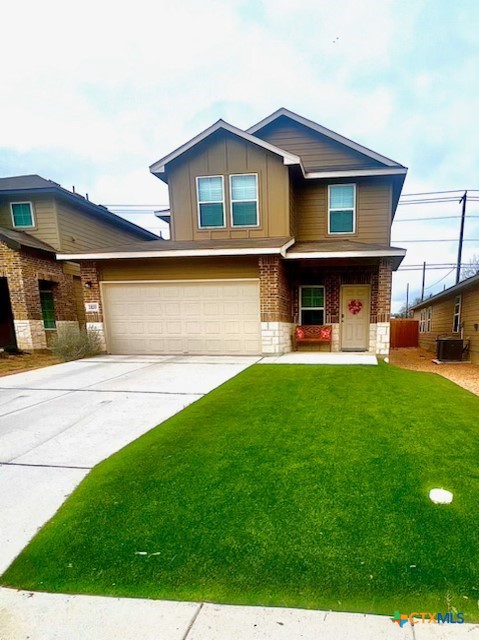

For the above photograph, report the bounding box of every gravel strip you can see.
[390,348,479,396]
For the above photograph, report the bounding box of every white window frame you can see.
[196,175,226,229]
[420,307,432,333]
[299,285,326,325]
[419,309,426,333]
[328,184,356,235]
[229,173,260,228]
[10,201,35,229]
[452,295,462,333]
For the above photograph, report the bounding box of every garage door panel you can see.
[103,280,261,355]
[184,321,202,334]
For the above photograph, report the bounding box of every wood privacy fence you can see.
[390,319,419,348]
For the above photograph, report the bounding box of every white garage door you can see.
[102,280,261,355]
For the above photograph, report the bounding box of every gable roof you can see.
[149,120,301,179]
[150,111,407,184]
[0,175,159,240]
[0,226,56,254]
[247,108,406,170]
[411,272,479,311]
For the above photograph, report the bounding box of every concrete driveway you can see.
[0,354,259,574]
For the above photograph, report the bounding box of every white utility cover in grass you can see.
[429,488,453,504]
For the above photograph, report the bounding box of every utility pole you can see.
[421,261,426,301]
[456,191,467,284]
[405,282,409,318]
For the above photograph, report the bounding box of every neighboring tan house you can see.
[59,108,407,357]
[0,175,158,351]
[411,273,479,363]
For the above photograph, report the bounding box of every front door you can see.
[341,285,370,351]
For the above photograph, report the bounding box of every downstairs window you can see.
[300,286,325,325]
[39,284,56,329]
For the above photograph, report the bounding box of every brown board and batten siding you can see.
[254,118,384,171]
[56,201,150,252]
[415,287,479,363]
[294,177,392,244]
[167,130,290,242]
[100,256,260,282]
[0,195,60,249]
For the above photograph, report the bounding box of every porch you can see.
[259,255,393,357]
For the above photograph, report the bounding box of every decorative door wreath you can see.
[348,299,363,315]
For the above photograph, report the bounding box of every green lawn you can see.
[3,363,479,620]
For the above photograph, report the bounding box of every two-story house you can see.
[60,108,407,356]
[0,175,158,351]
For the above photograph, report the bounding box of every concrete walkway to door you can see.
[0,354,260,574]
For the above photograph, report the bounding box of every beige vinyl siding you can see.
[289,177,297,237]
[415,286,479,363]
[56,201,149,251]
[295,177,391,243]
[168,130,290,241]
[462,288,479,362]
[100,256,259,282]
[0,195,60,249]
[255,119,384,171]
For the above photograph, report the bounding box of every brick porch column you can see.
[80,260,106,350]
[258,255,293,354]
[376,258,392,355]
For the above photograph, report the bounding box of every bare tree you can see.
[461,254,479,280]
[396,295,423,318]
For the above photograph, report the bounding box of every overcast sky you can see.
[1,0,478,311]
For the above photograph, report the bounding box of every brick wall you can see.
[376,257,392,322]
[0,241,77,322]
[258,255,292,323]
[80,260,104,324]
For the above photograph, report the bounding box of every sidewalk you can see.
[1,588,476,639]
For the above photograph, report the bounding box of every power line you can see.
[394,238,479,243]
[394,215,479,222]
[402,190,479,196]
[424,268,456,290]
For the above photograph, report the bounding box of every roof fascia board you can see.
[247,108,404,168]
[149,120,301,175]
[56,244,292,261]
[304,167,408,179]
[284,249,407,259]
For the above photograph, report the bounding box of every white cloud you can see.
[1,0,479,308]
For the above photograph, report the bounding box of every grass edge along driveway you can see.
[2,363,479,621]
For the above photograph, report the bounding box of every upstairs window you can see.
[11,202,35,228]
[196,176,225,228]
[230,174,258,227]
[328,184,355,234]
[452,295,461,332]
[300,286,325,325]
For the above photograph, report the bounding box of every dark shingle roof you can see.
[0,226,56,254]
[57,236,293,257]
[0,175,159,240]
[286,239,406,254]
